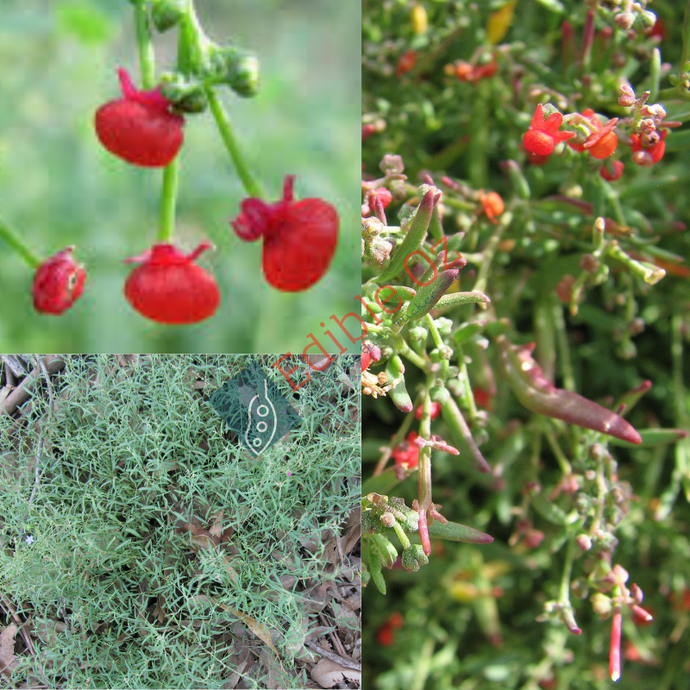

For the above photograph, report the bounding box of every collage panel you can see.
[362,2,690,690]
[0,354,361,688]
[0,0,360,353]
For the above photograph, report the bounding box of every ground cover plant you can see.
[362,1,690,688]
[0,0,358,351]
[0,354,361,688]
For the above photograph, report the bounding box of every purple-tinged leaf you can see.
[495,334,642,445]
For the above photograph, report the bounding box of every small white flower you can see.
[25,535,35,545]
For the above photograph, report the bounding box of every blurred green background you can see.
[0,0,360,353]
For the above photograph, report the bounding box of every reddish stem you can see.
[609,607,622,682]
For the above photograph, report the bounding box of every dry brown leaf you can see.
[210,598,284,672]
[209,510,224,540]
[311,658,361,688]
[0,623,18,678]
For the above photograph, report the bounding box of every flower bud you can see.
[401,544,429,572]
[151,0,189,32]
[576,534,593,551]
[409,326,428,341]
[159,73,208,113]
[212,47,260,98]
[591,592,613,616]
[618,84,636,107]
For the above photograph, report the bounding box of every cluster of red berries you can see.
[32,68,339,322]
[522,101,669,181]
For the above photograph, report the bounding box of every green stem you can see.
[0,218,41,268]
[132,1,181,244]
[558,536,576,604]
[418,378,434,512]
[399,339,428,372]
[134,2,155,89]
[472,211,512,295]
[544,427,573,476]
[206,87,264,199]
[158,160,179,243]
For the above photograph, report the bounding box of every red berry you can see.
[600,160,624,181]
[32,246,86,315]
[523,104,575,157]
[95,68,184,167]
[231,175,339,292]
[631,130,667,166]
[570,110,619,159]
[124,243,220,324]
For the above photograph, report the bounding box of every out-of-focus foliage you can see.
[0,0,359,352]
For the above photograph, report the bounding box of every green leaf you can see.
[608,428,689,449]
[428,520,493,544]
[362,468,404,496]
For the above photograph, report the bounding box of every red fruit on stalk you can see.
[631,130,667,167]
[95,68,184,167]
[124,243,220,324]
[32,246,86,315]
[523,104,576,157]
[568,109,618,160]
[231,175,339,292]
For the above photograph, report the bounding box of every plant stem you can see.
[134,2,155,89]
[473,211,512,294]
[132,1,180,243]
[0,218,41,268]
[558,536,582,634]
[206,87,264,199]
[158,160,179,243]
[418,379,434,513]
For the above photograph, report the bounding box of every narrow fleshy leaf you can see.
[435,290,491,310]
[385,355,413,412]
[378,189,441,283]
[608,428,688,449]
[612,380,651,418]
[441,397,492,472]
[362,469,404,496]
[428,519,493,544]
[453,320,488,346]
[402,269,459,322]
[495,335,642,445]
